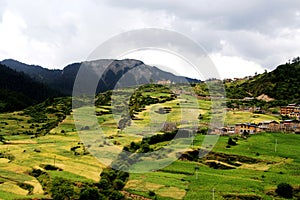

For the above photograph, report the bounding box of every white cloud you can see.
[210,53,266,79]
[0,0,299,78]
[0,10,28,59]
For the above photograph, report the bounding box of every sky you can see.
[0,0,299,79]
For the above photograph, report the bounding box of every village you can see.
[214,103,300,135]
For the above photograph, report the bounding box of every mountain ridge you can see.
[1,58,200,95]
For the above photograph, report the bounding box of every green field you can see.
[125,133,300,200]
[225,111,280,125]
[0,87,299,199]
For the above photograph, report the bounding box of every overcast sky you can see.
[0,0,299,79]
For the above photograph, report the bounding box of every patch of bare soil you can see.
[256,94,274,102]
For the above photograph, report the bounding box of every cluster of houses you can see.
[213,104,300,135]
[214,120,300,135]
[157,80,172,85]
[280,104,300,120]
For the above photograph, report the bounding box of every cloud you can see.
[103,0,300,32]
[102,0,300,68]
[0,10,28,59]
[210,53,266,79]
[0,0,299,78]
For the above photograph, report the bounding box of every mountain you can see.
[1,59,62,82]
[225,58,300,102]
[0,63,60,112]
[1,59,200,95]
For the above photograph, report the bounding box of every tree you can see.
[292,56,300,64]
[98,178,110,190]
[79,187,104,200]
[140,143,151,153]
[275,183,293,198]
[50,177,75,200]
[109,191,124,200]
[113,179,125,190]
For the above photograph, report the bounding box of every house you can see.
[280,119,300,132]
[269,121,280,132]
[280,104,300,119]
[213,126,235,135]
[235,123,258,134]
[257,121,279,132]
[157,80,171,85]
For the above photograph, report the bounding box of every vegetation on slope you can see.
[0,97,71,137]
[0,63,61,112]
[193,57,300,103]
[225,58,300,101]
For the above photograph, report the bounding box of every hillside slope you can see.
[225,59,300,101]
[0,64,60,112]
[1,59,200,95]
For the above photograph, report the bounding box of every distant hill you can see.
[0,63,60,112]
[225,58,300,101]
[1,59,71,94]
[1,59,200,95]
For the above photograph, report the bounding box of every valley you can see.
[0,81,299,199]
[0,58,299,199]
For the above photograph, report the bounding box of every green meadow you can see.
[125,133,300,200]
[0,86,299,199]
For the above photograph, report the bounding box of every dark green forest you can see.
[0,64,60,112]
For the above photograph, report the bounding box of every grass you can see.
[125,171,189,199]
[0,111,40,135]
[0,88,298,199]
[225,111,280,125]
[124,133,300,199]
[0,116,104,198]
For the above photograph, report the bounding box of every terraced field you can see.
[0,86,299,199]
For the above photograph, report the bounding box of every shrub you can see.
[149,191,156,196]
[227,138,237,146]
[276,183,293,198]
[33,148,41,153]
[140,143,151,153]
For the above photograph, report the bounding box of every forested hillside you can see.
[0,64,60,112]
[225,58,300,101]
